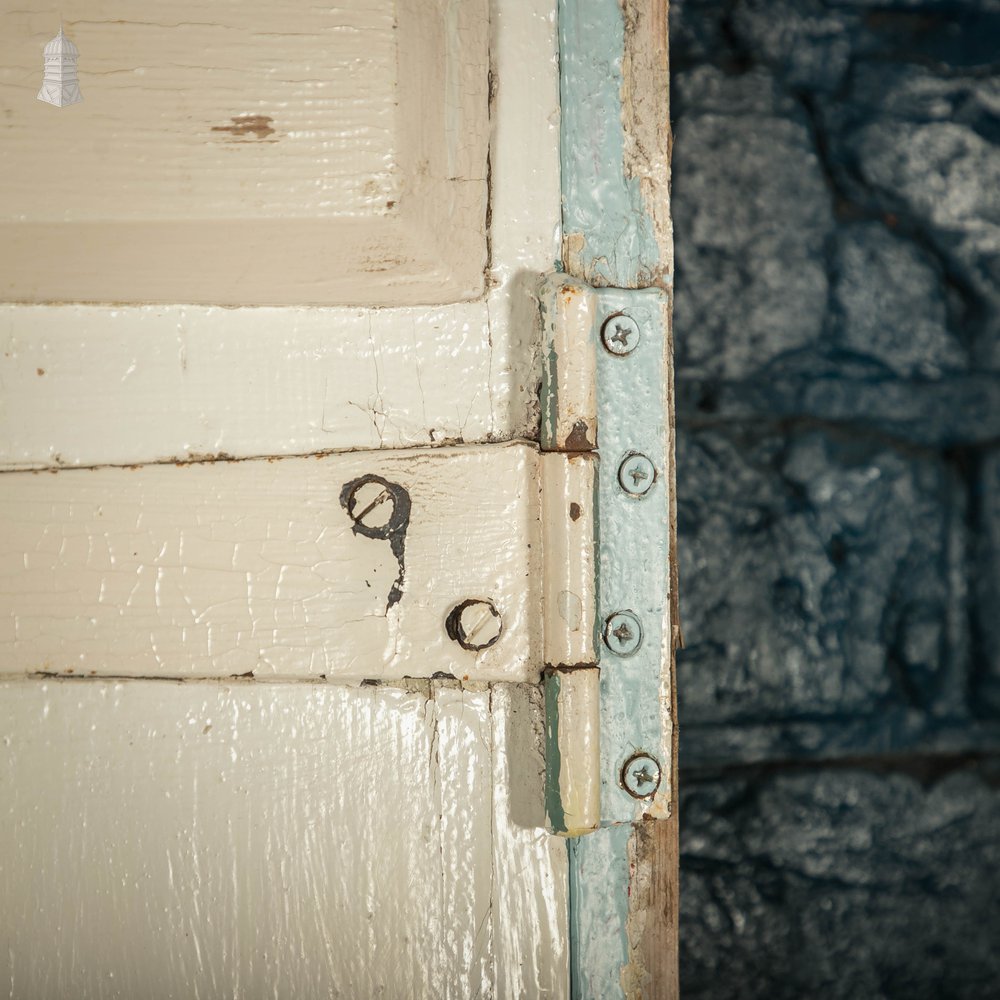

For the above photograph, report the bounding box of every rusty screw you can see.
[621,752,661,799]
[617,453,656,498]
[446,599,502,651]
[601,313,640,357]
[345,479,396,531]
[603,610,642,656]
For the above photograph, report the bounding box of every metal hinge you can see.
[540,274,672,835]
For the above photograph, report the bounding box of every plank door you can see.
[0,2,570,997]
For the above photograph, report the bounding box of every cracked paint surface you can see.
[0,443,544,682]
[0,0,560,468]
[0,679,569,999]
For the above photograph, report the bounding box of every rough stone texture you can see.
[677,428,968,745]
[672,0,1000,754]
[976,451,1000,716]
[672,67,833,381]
[832,221,967,378]
[671,0,1000,993]
[681,765,1000,999]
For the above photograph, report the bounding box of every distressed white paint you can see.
[0,678,569,999]
[553,667,601,836]
[2,0,488,305]
[0,2,573,992]
[0,0,559,467]
[0,442,543,682]
[541,451,597,668]
[542,277,599,451]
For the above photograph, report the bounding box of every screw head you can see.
[621,752,661,799]
[603,610,642,656]
[601,313,640,356]
[617,453,656,497]
[446,599,502,651]
[345,479,396,530]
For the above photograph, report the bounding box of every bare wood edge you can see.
[621,1,679,997]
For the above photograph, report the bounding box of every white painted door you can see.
[0,3,568,996]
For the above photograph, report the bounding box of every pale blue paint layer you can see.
[569,824,632,998]
[592,287,670,823]
[560,1,671,993]
[559,0,661,288]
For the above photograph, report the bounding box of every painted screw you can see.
[621,752,661,799]
[345,479,396,530]
[603,610,642,656]
[617,453,656,497]
[446,599,502,651]
[600,313,640,356]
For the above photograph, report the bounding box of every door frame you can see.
[558,1,677,996]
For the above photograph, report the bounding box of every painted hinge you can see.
[540,273,672,835]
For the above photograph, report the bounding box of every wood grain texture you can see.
[621,2,678,994]
[0,0,560,468]
[0,678,569,999]
[0,0,489,306]
[0,442,544,682]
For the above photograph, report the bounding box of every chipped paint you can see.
[210,113,276,139]
[558,0,676,994]
[559,0,665,290]
[0,443,545,683]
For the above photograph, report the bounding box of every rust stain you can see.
[36,367,45,376]
[564,419,595,452]
[211,114,275,140]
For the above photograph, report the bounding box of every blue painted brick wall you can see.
[671,1,1000,994]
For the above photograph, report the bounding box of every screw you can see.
[621,752,661,799]
[345,478,396,530]
[600,313,640,356]
[446,599,502,651]
[603,610,642,656]
[617,453,656,497]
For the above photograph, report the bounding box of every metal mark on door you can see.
[340,474,411,611]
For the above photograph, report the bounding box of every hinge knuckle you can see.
[539,272,672,835]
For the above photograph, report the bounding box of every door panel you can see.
[0,0,489,306]
[0,679,568,999]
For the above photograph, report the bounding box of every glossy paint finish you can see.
[0,442,543,683]
[540,275,671,824]
[541,451,598,670]
[0,0,559,467]
[544,667,601,837]
[0,1,572,996]
[0,679,569,999]
[559,1,672,290]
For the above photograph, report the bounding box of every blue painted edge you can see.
[569,825,632,999]
[558,0,661,289]
[559,0,671,993]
